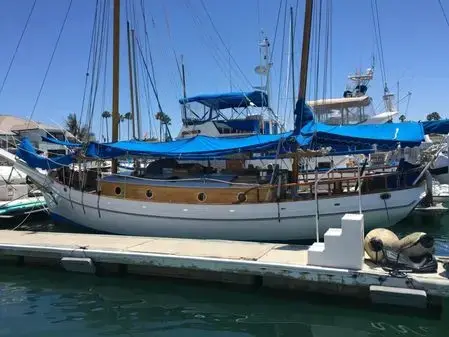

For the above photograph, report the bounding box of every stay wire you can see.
[136,38,163,115]
[269,0,284,62]
[86,1,109,135]
[27,0,73,128]
[79,0,99,129]
[0,0,37,99]
[199,0,252,88]
[437,0,449,29]
[277,1,288,130]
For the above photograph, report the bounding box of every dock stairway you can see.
[307,213,364,270]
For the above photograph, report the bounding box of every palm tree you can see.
[426,112,441,121]
[101,110,112,142]
[65,113,88,141]
[123,112,133,140]
[119,114,127,140]
[399,114,406,123]
[155,111,172,142]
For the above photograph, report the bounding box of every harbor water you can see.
[0,212,448,336]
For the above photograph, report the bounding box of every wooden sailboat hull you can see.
[41,180,424,241]
[0,150,425,241]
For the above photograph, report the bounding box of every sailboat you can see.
[0,0,428,241]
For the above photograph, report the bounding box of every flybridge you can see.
[177,90,279,139]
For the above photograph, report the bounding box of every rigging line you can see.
[162,3,182,83]
[136,38,164,113]
[277,1,288,130]
[329,0,333,99]
[322,0,329,100]
[27,0,73,127]
[199,0,253,88]
[269,0,284,61]
[79,0,99,128]
[140,0,158,89]
[100,4,110,113]
[138,52,155,138]
[87,1,109,134]
[369,0,383,83]
[84,0,104,131]
[0,0,37,99]
[313,0,323,103]
[184,0,242,91]
[85,2,102,121]
[184,0,248,93]
[184,0,238,88]
[437,0,449,29]
[374,0,387,87]
[370,0,386,88]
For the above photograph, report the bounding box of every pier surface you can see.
[0,230,448,306]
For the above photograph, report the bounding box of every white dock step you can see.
[324,228,342,237]
[307,213,364,270]
[308,242,325,252]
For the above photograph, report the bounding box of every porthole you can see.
[237,192,247,203]
[115,186,122,195]
[197,192,207,202]
[146,189,153,199]
[380,192,391,200]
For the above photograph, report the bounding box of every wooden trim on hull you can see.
[99,180,265,204]
[97,170,422,205]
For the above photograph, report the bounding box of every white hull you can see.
[1,150,425,241]
[42,180,423,241]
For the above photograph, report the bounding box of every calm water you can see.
[0,212,448,336]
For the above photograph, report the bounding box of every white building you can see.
[0,115,75,158]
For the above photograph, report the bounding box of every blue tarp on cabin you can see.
[85,133,303,159]
[422,120,449,135]
[179,90,269,109]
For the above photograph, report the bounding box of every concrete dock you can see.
[0,230,448,308]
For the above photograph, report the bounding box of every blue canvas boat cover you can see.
[422,120,449,135]
[85,133,303,159]
[300,120,425,149]
[179,90,268,109]
[41,136,82,148]
[16,138,75,169]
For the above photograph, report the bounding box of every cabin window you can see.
[146,189,153,199]
[197,192,207,202]
[237,192,247,203]
[115,186,122,195]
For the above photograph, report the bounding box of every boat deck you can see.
[0,230,448,306]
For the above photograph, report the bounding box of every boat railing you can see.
[257,167,423,202]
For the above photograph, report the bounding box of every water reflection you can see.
[0,266,447,337]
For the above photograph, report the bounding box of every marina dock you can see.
[0,229,448,309]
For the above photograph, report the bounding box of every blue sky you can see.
[1,0,449,140]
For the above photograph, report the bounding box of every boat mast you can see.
[297,0,313,108]
[126,21,136,139]
[181,55,187,100]
[292,0,313,184]
[290,6,296,115]
[181,55,187,121]
[131,29,141,139]
[111,0,120,174]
